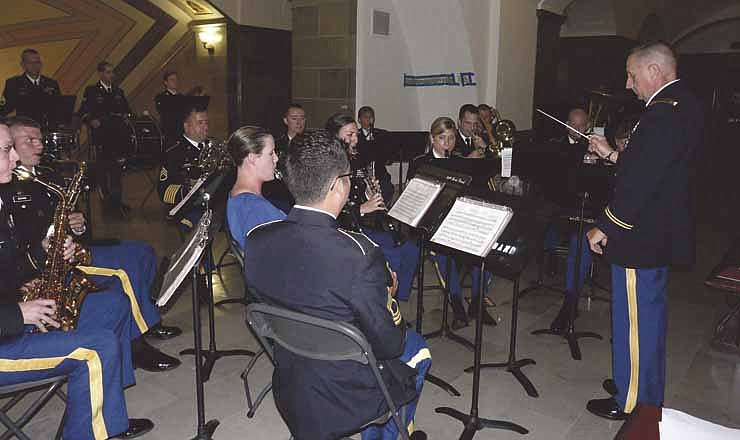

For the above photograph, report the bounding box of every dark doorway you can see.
[228,25,291,136]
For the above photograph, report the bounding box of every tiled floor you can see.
[6,170,740,439]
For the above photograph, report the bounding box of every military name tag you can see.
[12,194,32,204]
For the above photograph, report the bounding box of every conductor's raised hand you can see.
[587,134,612,159]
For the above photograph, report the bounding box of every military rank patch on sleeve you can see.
[386,294,402,325]
[159,167,168,181]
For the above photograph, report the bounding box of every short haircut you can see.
[227,125,273,167]
[284,103,304,116]
[97,61,113,73]
[283,129,348,205]
[629,41,678,75]
[163,71,177,82]
[357,106,375,118]
[324,113,356,140]
[20,49,39,62]
[6,116,41,131]
[430,117,456,137]
[458,104,479,120]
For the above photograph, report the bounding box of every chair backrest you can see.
[246,302,372,365]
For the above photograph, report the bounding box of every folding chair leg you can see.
[0,410,32,440]
[0,382,61,440]
[54,407,68,440]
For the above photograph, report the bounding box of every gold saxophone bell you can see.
[487,119,516,156]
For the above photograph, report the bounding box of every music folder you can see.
[156,210,212,307]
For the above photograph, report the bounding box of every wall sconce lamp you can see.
[198,29,222,55]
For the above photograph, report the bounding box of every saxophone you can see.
[13,164,98,331]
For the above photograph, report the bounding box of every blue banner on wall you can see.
[403,72,476,88]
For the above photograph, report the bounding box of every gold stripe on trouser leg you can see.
[408,420,414,435]
[0,348,109,439]
[624,268,639,413]
[78,266,149,334]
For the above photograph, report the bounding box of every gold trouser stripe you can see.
[625,268,639,413]
[605,206,633,230]
[408,420,415,435]
[0,348,109,440]
[78,266,149,334]
[405,348,431,369]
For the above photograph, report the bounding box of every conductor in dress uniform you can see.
[244,129,430,440]
[77,61,132,218]
[585,41,703,420]
[0,49,61,128]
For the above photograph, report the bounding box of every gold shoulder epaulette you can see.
[649,98,679,108]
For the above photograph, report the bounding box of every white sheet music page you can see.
[388,177,444,227]
[501,148,513,178]
[431,197,513,257]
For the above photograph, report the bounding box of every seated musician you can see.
[543,107,618,333]
[356,106,393,203]
[454,104,487,158]
[263,103,305,212]
[0,125,154,439]
[225,126,286,252]
[7,116,181,372]
[325,113,420,303]
[244,129,430,440]
[407,117,496,328]
[158,101,210,232]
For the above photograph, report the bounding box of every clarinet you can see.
[363,162,403,247]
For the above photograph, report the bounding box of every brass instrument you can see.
[198,139,234,176]
[487,119,517,156]
[13,164,98,331]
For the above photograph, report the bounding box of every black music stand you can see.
[156,210,220,439]
[374,131,428,187]
[172,172,254,382]
[530,192,603,360]
[420,192,527,438]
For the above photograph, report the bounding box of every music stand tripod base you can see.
[465,278,539,398]
[414,237,462,398]
[437,261,528,438]
[530,192,603,361]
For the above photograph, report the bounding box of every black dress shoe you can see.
[603,378,618,396]
[410,431,427,440]
[112,418,154,438]
[468,299,496,326]
[586,397,628,420]
[146,324,182,340]
[450,296,469,330]
[549,296,574,333]
[132,339,181,372]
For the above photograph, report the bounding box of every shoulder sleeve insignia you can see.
[159,167,168,181]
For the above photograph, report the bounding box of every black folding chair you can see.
[0,376,68,440]
[246,303,411,440]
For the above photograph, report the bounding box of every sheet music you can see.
[156,211,210,307]
[431,197,513,257]
[501,148,513,178]
[168,175,207,217]
[388,177,444,227]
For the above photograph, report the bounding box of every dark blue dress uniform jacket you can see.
[244,207,417,440]
[597,80,703,268]
[0,74,60,124]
